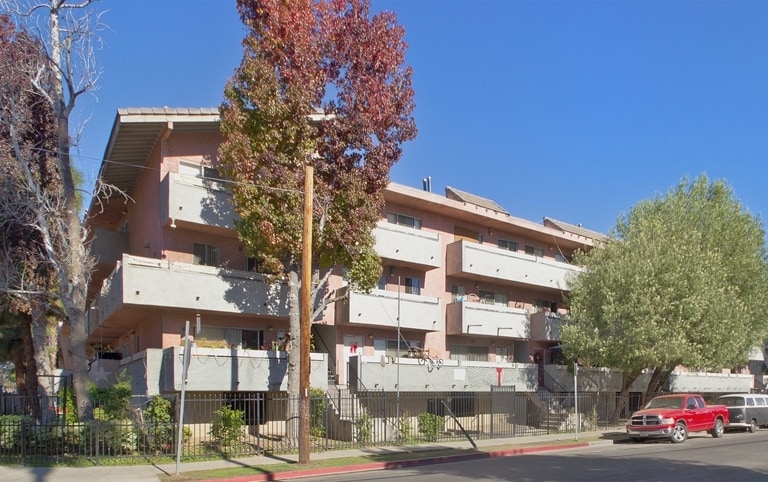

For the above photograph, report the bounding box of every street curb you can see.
[199,441,608,482]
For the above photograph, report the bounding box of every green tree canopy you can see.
[562,175,768,401]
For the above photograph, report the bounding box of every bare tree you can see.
[0,0,104,420]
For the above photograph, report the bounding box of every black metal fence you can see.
[0,389,624,465]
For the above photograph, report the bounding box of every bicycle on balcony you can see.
[408,347,444,372]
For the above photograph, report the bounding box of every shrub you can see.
[309,388,327,438]
[397,415,414,444]
[0,415,32,450]
[83,419,137,455]
[417,412,443,442]
[143,396,174,452]
[210,405,244,448]
[88,370,132,420]
[355,412,372,444]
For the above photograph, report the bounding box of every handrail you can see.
[543,365,570,394]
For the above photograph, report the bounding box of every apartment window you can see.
[525,245,544,257]
[193,243,220,267]
[384,339,419,358]
[387,212,422,229]
[533,299,557,313]
[454,226,481,244]
[404,277,421,295]
[202,166,223,181]
[497,239,517,252]
[479,290,508,306]
[377,274,387,290]
[241,329,264,350]
[450,285,466,302]
[450,345,488,362]
[198,326,264,350]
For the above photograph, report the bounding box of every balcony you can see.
[446,301,529,338]
[157,347,328,392]
[88,254,288,333]
[543,365,753,394]
[373,222,441,269]
[161,172,238,231]
[530,311,564,341]
[352,355,538,392]
[335,286,441,332]
[446,239,582,292]
[89,228,129,266]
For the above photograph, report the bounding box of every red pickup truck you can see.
[626,393,729,443]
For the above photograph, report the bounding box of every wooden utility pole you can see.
[299,164,313,464]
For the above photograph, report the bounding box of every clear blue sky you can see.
[75,0,768,235]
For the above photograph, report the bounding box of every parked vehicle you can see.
[626,393,729,443]
[715,393,768,433]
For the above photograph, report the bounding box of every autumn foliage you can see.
[219,0,416,287]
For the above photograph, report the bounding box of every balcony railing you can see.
[157,347,328,392]
[446,239,582,291]
[161,172,238,231]
[335,286,441,331]
[89,228,129,267]
[530,311,564,341]
[543,365,753,394]
[88,254,289,333]
[373,221,441,269]
[446,301,529,338]
[352,354,538,392]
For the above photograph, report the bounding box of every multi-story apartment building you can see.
[80,107,754,404]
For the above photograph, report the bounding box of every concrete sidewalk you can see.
[0,428,626,482]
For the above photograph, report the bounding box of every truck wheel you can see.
[748,419,757,433]
[670,422,688,443]
[710,418,724,438]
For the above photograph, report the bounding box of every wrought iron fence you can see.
[0,389,625,465]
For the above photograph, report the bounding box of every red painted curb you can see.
[197,442,592,482]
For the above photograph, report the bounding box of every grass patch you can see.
[158,436,604,481]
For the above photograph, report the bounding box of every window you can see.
[387,212,421,229]
[404,277,421,295]
[377,274,387,290]
[479,290,508,306]
[241,330,264,350]
[383,339,419,358]
[497,239,517,252]
[193,243,220,267]
[525,245,544,257]
[198,326,264,350]
[450,345,488,362]
[202,166,223,181]
[454,226,480,244]
[450,285,466,302]
[533,299,556,313]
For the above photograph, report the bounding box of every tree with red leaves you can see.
[219,0,416,448]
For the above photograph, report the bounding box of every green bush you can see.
[83,419,137,455]
[417,412,443,442]
[88,370,132,420]
[355,412,372,444]
[59,387,78,424]
[309,388,327,438]
[143,396,174,452]
[0,415,32,450]
[397,415,414,444]
[210,405,244,448]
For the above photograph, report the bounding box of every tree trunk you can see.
[609,369,642,424]
[18,313,41,422]
[644,367,672,402]
[46,0,94,422]
[30,300,58,422]
[285,269,301,448]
